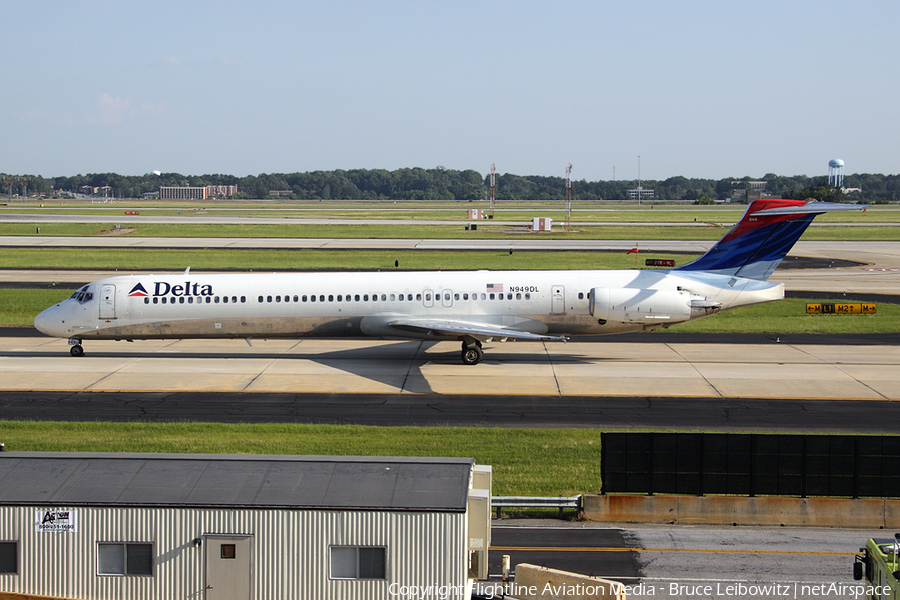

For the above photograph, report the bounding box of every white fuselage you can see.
[34,268,783,342]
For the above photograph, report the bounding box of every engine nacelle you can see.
[590,287,719,324]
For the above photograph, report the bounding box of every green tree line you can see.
[3,169,899,203]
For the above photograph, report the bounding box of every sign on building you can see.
[34,510,77,533]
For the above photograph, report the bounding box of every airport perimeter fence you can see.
[600,432,900,498]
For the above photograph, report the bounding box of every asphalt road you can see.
[1,390,898,433]
[487,522,870,600]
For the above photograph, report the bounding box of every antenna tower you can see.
[5,176,25,202]
[564,164,573,232]
[489,163,496,218]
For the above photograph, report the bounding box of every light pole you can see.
[638,155,641,205]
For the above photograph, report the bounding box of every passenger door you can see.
[551,285,565,314]
[99,285,117,319]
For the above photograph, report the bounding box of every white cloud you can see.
[96,93,133,125]
[218,57,245,69]
[18,109,41,122]
[140,101,167,118]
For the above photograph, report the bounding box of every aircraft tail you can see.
[674,199,866,280]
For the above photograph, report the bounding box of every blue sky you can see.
[3,1,898,181]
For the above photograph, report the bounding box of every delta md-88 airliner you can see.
[34,199,864,365]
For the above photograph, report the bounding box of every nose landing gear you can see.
[68,339,84,357]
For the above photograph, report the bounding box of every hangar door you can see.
[205,535,252,600]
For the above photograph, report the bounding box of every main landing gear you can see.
[68,339,84,357]
[460,338,483,365]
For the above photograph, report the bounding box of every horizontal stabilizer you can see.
[675,199,867,281]
[750,201,866,217]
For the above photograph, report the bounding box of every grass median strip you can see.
[0,421,602,496]
[0,247,692,271]
[2,222,898,240]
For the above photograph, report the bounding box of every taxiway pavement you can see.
[3,336,899,401]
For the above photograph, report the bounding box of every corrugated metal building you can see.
[0,452,491,600]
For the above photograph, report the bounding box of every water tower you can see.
[828,159,844,188]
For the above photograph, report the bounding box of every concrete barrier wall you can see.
[513,563,626,600]
[584,494,900,528]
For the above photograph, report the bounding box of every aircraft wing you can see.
[384,318,568,343]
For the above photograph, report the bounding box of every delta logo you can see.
[129,281,214,297]
[128,283,149,297]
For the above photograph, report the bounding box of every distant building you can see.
[627,186,654,202]
[532,217,552,231]
[73,185,116,198]
[730,181,768,203]
[159,185,237,200]
[268,190,293,198]
[159,186,207,200]
[207,184,237,198]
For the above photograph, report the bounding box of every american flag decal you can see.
[486,283,504,292]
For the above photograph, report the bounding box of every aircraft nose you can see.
[34,305,62,337]
[34,308,50,335]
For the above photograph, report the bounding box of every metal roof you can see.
[0,452,474,512]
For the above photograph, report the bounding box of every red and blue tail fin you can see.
[675,199,866,280]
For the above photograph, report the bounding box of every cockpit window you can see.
[70,286,93,304]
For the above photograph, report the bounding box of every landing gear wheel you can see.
[70,344,84,357]
[461,345,483,365]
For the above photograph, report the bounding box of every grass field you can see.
[0,421,603,496]
[663,298,900,334]
[1,221,733,239]
[5,199,895,223]
[2,221,898,241]
[2,199,896,240]
[0,247,692,270]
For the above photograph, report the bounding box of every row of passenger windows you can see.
[258,292,533,303]
[143,296,246,305]
[140,291,591,306]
